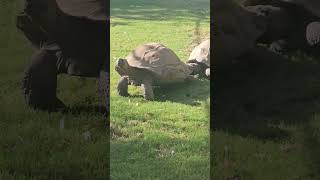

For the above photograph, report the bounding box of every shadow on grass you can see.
[152,79,210,106]
[121,78,209,106]
[213,48,320,140]
[111,0,210,22]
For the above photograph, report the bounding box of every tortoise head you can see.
[115,58,130,76]
[187,60,209,77]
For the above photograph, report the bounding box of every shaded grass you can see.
[0,1,109,179]
[212,42,320,180]
[110,0,210,179]
[211,1,320,178]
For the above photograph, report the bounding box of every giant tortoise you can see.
[212,0,267,64]
[187,39,210,79]
[115,43,198,100]
[244,0,320,54]
[16,0,109,112]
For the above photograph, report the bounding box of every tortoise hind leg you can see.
[22,49,65,112]
[141,79,154,100]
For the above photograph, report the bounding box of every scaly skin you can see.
[22,49,66,112]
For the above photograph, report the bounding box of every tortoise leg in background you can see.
[306,21,320,46]
[305,21,320,57]
[117,76,129,97]
[205,68,210,79]
[22,49,65,112]
[141,79,154,100]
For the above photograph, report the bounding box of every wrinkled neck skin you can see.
[127,68,141,85]
[115,65,127,77]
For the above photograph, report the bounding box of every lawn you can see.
[211,1,320,179]
[110,0,210,179]
[0,1,109,179]
[212,54,320,180]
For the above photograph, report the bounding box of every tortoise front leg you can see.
[205,68,210,79]
[117,76,129,97]
[141,79,154,100]
[22,49,66,112]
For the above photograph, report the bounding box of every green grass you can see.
[110,0,210,179]
[0,1,108,179]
